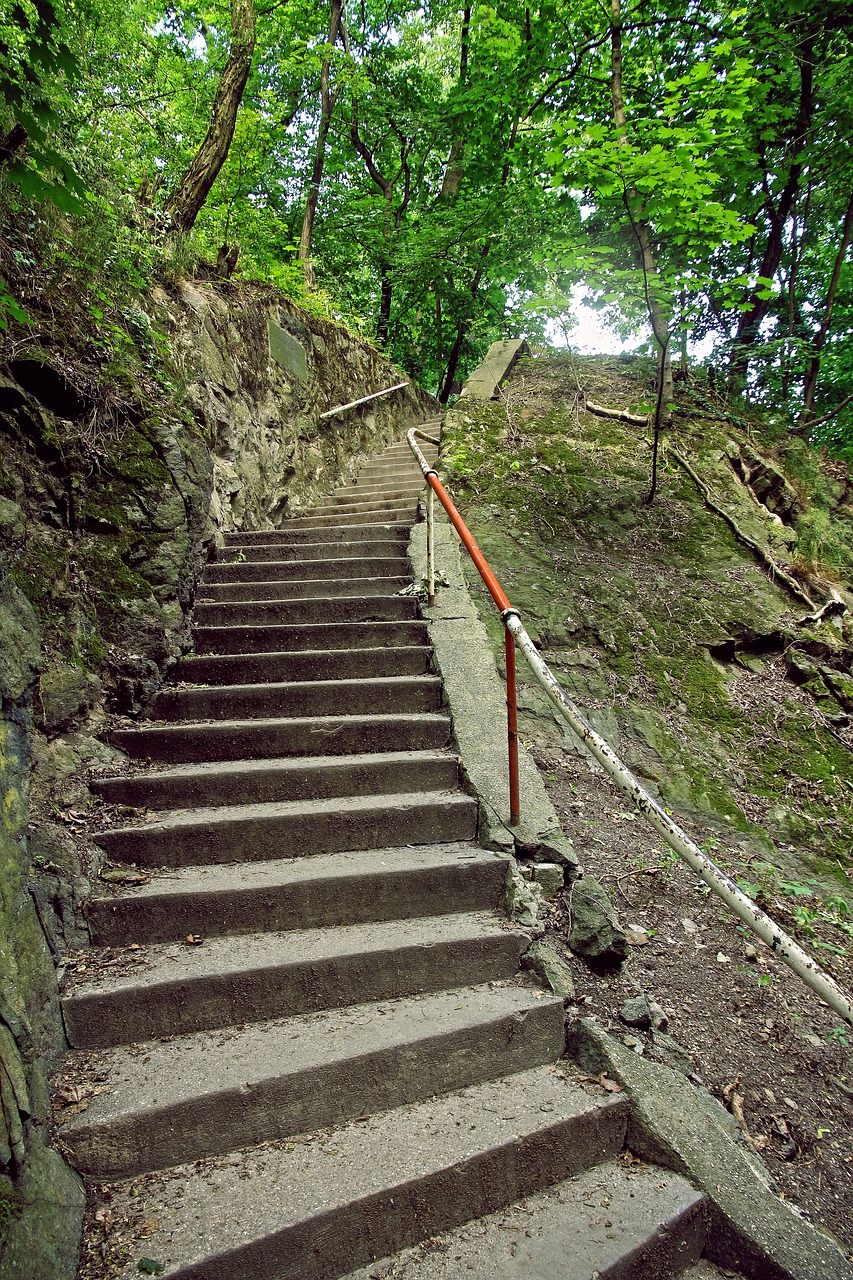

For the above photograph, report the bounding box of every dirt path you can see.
[531,744,853,1259]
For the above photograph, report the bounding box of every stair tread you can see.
[96,788,476,840]
[344,1160,706,1280]
[152,674,442,703]
[61,982,563,1148]
[113,710,451,735]
[197,575,412,595]
[63,911,522,1002]
[89,841,500,904]
[95,747,454,791]
[223,521,412,542]
[103,1065,626,1280]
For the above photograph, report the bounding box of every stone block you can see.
[268,319,308,384]
[530,862,564,898]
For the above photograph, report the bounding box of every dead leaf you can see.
[100,867,151,885]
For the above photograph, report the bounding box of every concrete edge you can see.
[458,339,530,401]
[566,1017,852,1280]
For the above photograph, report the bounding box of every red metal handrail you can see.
[405,424,853,1028]
[408,428,521,824]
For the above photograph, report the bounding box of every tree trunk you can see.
[610,0,673,427]
[298,0,343,286]
[439,6,471,200]
[796,184,853,430]
[166,0,257,234]
[376,261,393,346]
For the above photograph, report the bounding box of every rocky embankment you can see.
[0,278,433,1279]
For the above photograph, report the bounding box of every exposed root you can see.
[670,448,817,611]
[585,399,649,427]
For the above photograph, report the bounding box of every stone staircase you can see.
[60,433,714,1279]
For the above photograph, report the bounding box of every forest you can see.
[1,0,852,447]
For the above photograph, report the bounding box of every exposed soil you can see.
[530,742,853,1260]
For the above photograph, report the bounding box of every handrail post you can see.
[504,626,521,825]
[427,486,435,606]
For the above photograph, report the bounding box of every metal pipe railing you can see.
[319,381,409,420]
[406,424,853,1028]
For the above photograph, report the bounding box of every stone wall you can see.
[0,277,436,1279]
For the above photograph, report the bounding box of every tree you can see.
[296,0,343,287]
[166,0,257,235]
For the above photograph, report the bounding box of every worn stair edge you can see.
[195,575,412,602]
[91,748,458,811]
[145,675,443,723]
[173,645,433,687]
[202,556,410,584]
[344,1159,708,1280]
[192,595,419,627]
[62,912,528,1049]
[213,539,410,565]
[104,1066,628,1280]
[221,521,412,546]
[61,984,566,1178]
[192,619,429,654]
[109,711,452,763]
[94,790,478,867]
[85,843,509,945]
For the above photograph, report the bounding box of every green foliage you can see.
[0,0,849,443]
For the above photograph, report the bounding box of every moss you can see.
[443,355,852,888]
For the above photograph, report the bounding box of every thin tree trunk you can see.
[298,0,343,286]
[796,184,853,429]
[440,6,471,200]
[376,261,393,346]
[167,0,257,233]
[610,0,673,430]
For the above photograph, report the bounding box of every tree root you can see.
[670,448,817,611]
[585,399,649,427]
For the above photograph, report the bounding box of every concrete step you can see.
[95,1066,628,1280]
[62,911,525,1048]
[227,513,413,536]
[196,575,412,602]
[192,595,418,628]
[344,1159,706,1280]
[193,619,429,654]
[325,482,424,504]
[214,539,409,565]
[61,984,566,1178]
[201,556,410,585]
[95,789,478,867]
[174,644,433,686]
[217,528,410,560]
[307,496,420,519]
[110,710,451,763]
[86,843,509,945]
[146,675,443,723]
[92,748,458,810]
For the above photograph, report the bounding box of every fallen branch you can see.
[671,448,816,611]
[585,399,649,426]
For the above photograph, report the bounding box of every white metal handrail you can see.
[407,425,853,1029]
[319,381,409,420]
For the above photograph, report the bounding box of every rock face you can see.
[567,877,629,964]
[0,277,435,1279]
[0,571,85,1280]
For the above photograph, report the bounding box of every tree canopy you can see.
[1,0,851,449]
